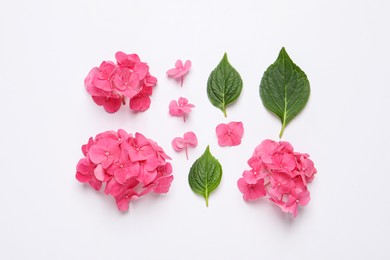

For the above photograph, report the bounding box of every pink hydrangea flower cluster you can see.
[237,139,317,217]
[169,97,195,122]
[84,51,157,113]
[75,129,173,212]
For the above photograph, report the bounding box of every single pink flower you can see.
[269,171,295,194]
[124,133,154,162]
[129,86,153,112]
[137,155,160,185]
[75,158,102,191]
[92,94,123,113]
[237,178,266,201]
[108,154,140,184]
[216,121,244,147]
[88,137,121,169]
[169,97,195,122]
[153,175,174,194]
[282,189,311,217]
[166,59,191,86]
[111,68,140,98]
[172,131,198,160]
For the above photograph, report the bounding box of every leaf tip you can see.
[223,52,228,61]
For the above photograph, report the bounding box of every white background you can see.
[1,0,389,259]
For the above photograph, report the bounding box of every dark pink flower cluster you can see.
[75,129,173,212]
[84,51,157,113]
[237,139,317,217]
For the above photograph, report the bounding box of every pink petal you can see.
[229,122,244,138]
[94,164,106,181]
[242,170,258,184]
[115,51,140,67]
[183,131,198,147]
[154,175,174,193]
[88,178,102,191]
[137,168,157,186]
[177,97,189,106]
[237,178,266,201]
[166,68,181,77]
[130,94,151,112]
[216,124,228,138]
[175,59,183,68]
[76,172,91,182]
[88,145,107,164]
[144,74,157,87]
[134,62,149,80]
[183,60,191,70]
[92,95,122,113]
[169,100,182,116]
[172,137,185,151]
[217,134,233,146]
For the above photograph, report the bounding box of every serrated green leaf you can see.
[260,47,310,138]
[188,146,222,207]
[207,53,243,117]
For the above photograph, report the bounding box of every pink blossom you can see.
[237,139,317,217]
[76,158,102,191]
[92,94,122,113]
[84,51,157,113]
[237,178,266,201]
[169,97,195,122]
[129,85,152,112]
[166,59,191,86]
[216,121,244,147]
[172,131,198,160]
[75,129,173,212]
[88,136,121,169]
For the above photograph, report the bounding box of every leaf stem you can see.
[205,196,209,207]
[279,122,286,139]
[223,107,227,117]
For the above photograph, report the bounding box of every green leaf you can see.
[188,146,222,207]
[207,53,243,117]
[260,47,310,138]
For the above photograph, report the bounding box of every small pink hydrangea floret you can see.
[172,131,198,160]
[166,59,191,86]
[237,139,317,218]
[169,97,195,122]
[84,51,157,113]
[216,121,244,147]
[75,129,173,212]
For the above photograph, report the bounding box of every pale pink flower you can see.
[166,59,191,86]
[169,97,195,122]
[216,121,244,147]
[172,131,198,160]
